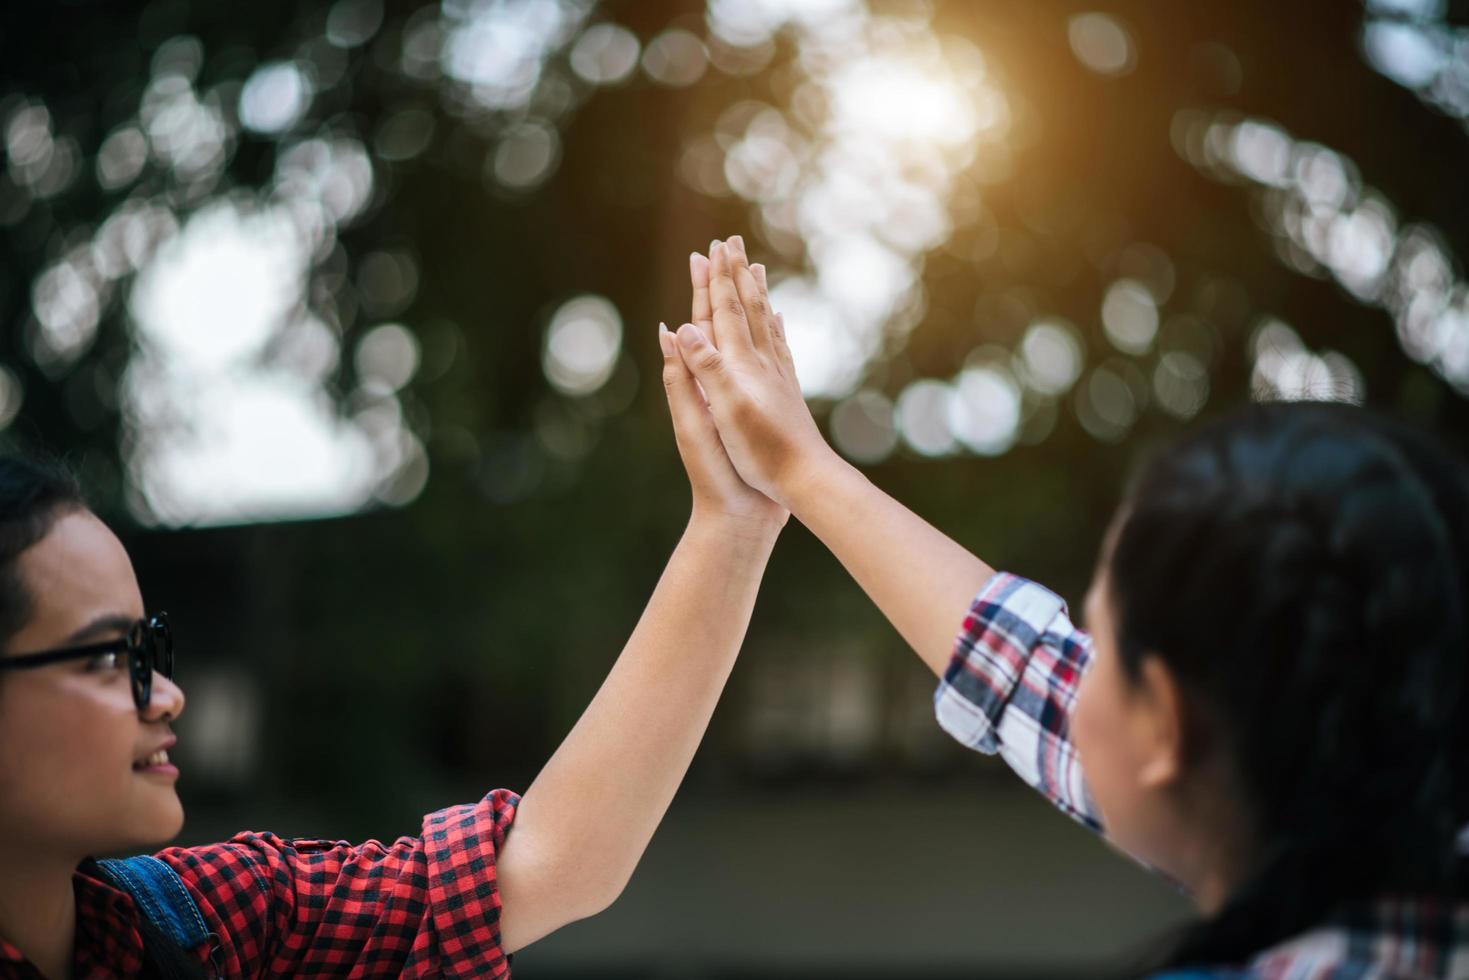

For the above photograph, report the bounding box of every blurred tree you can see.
[0,0,1465,842]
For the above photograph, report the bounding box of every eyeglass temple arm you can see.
[0,637,132,671]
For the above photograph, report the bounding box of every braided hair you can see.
[1106,402,1467,970]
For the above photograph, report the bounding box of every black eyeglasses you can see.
[0,614,174,710]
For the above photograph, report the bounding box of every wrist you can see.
[778,446,854,516]
[685,508,784,551]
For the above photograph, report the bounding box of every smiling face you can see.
[0,509,186,862]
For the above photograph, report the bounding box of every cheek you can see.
[1071,671,1130,819]
[0,677,149,850]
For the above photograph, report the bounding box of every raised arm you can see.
[673,237,994,677]
[668,238,1101,833]
[492,276,788,953]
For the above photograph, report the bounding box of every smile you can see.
[133,748,170,770]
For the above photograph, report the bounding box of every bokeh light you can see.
[119,198,426,526]
[1249,318,1365,404]
[569,23,640,86]
[1076,362,1143,442]
[896,379,957,457]
[356,323,420,391]
[1068,13,1136,77]
[642,29,708,87]
[1016,318,1085,397]
[542,294,623,397]
[830,389,899,464]
[491,121,561,190]
[1153,351,1210,419]
[3,0,1462,533]
[325,0,384,48]
[1100,278,1160,355]
[1188,111,1469,394]
[240,62,315,135]
[1360,0,1469,123]
[949,363,1022,456]
[710,8,1009,407]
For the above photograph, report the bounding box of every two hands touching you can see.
[659,233,995,676]
[657,234,832,535]
[497,232,991,954]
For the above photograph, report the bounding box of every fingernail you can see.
[658,322,673,356]
[676,322,704,347]
[751,262,765,280]
[709,239,721,253]
[729,235,745,258]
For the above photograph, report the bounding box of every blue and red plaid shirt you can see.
[935,572,1469,979]
[0,789,519,978]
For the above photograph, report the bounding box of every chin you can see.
[155,797,186,842]
[122,797,186,852]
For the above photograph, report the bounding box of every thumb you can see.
[675,322,727,389]
[661,322,720,440]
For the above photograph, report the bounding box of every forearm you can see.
[786,454,995,677]
[496,515,777,951]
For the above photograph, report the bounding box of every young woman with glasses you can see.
[0,266,787,978]
[667,236,1469,976]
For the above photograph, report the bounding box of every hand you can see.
[674,235,839,511]
[659,250,788,536]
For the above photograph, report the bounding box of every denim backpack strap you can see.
[95,855,213,955]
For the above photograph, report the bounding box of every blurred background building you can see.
[3,0,1468,975]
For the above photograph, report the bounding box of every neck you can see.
[1190,852,1249,916]
[0,846,78,980]
[1173,767,1263,917]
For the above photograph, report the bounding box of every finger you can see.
[662,323,744,490]
[772,312,796,374]
[660,322,716,440]
[690,251,713,340]
[674,320,733,397]
[753,265,793,373]
[708,240,754,355]
[727,235,776,358]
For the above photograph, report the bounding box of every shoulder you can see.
[1243,896,1469,980]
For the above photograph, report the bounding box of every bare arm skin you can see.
[672,236,995,677]
[494,263,788,953]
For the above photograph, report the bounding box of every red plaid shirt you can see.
[936,572,1469,979]
[0,789,519,978]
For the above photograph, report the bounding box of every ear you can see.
[1132,654,1186,790]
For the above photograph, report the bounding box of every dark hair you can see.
[0,453,87,652]
[0,464,205,978]
[1107,402,1467,970]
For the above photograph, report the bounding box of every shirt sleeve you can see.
[155,788,520,979]
[934,572,1103,832]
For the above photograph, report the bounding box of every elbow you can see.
[556,854,633,921]
[498,844,632,952]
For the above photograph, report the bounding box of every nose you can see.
[142,670,186,721]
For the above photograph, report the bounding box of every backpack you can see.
[93,855,220,980]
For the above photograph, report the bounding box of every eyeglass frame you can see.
[0,613,174,710]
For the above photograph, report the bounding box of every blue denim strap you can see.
[96,855,213,953]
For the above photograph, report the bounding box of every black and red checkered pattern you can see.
[0,789,519,978]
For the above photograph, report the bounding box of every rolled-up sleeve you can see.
[935,573,1102,832]
[158,788,521,978]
